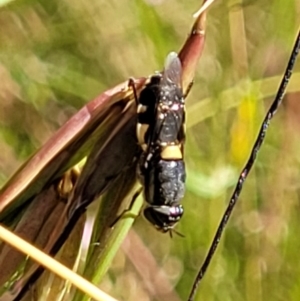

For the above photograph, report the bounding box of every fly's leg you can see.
[110,187,143,228]
[128,77,139,106]
[183,81,193,98]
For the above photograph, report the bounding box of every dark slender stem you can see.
[188,29,300,301]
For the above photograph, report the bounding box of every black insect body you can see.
[136,52,186,233]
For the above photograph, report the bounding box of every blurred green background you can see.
[0,0,300,301]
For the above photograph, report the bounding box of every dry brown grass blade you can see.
[0,78,147,219]
[179,0,215,94]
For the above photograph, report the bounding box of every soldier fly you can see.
[135,52,186,233]
[67,52,186,235]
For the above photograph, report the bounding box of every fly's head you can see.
[143,204,184,233]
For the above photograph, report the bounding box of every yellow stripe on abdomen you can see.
[161,145,183,160]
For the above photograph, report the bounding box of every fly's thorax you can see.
[155,108,185,144]
[137,109,185,151]
[136,74,186,151]
[159,82,184,107]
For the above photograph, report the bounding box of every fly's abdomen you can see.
[143,150,186,207]
[156,158,186,205]
[141,149,185,233]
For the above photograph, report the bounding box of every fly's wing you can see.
[161,52,183,88]
[149,52,184,146]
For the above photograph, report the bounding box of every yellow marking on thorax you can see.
[136,123,149,146]
[161,145,183,160]
[137,104,147,113]
[141,143,148,151]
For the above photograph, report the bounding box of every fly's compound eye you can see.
[144,205,184,232]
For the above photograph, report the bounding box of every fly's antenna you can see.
[188,29,300,301]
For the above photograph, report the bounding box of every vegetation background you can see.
[0,0,299,301]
